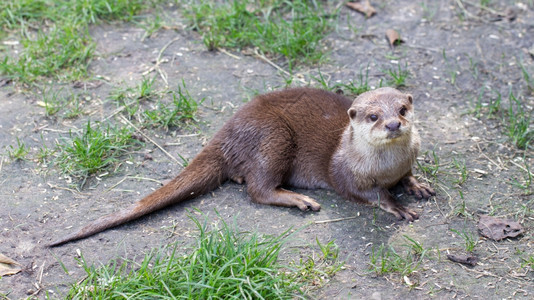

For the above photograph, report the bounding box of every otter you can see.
[48,87,434,247]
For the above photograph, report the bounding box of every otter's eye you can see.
[369,114,378,122]
[400,107,407,116]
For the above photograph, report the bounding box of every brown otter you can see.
[48,87,434,247]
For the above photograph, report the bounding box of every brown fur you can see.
[48,87,434,247]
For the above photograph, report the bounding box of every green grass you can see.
[184,0,337,72]
[521,255,534,270]
[450,229,477,252]
[143,81,203,129]
[451,157,468,185]
[312,66,373,96]
[63,95,85,119]
[519,60,534,93]
[511,157,532,190]
[416,150,440,183]
[453,190,473,218]
[66,213,342,299]
[1,21,94,83]
[506,92,532,149]
[111,79,202,129]
[368,236,430,277]
[54,121,143,183]
[335,65,374,96]
[385,62,410,88]
[0,0,160,84]
[469,88,532,150]
[40,86,66,116]
[6,138,29,161]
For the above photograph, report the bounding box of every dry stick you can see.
[119,115,184,167]
[454,0,483,20]
[28,261,45,297]
[106,175,164,192]
[47,182,90,195]
[314,216,359,224]
[219,48,241,60]
[142,37,181,85]
[253,48,307,84]
[455,0,506,28]
[462,0,501,15]
[509,160,534,178]
[476,143,506,170]
[404,44,440,53]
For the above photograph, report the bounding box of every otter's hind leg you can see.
[248,187,321,211]
[242,133,321,211]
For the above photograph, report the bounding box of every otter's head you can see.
[347,87,414,147]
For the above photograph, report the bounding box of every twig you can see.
[142,37,181,86]
[106,175,164,192]
[314,216,359,224]
[454,0,483,20]
[219,48,241,60]
[476,143,506,170]
[509,160,534,178]
[404,44,440,53]
[28,261,45,297]
[47,183,90,195]
[38,261,45,286]
[128,176,164,185]
[462,0,501,15]
[253,48,307,84]
[119,115,184,167]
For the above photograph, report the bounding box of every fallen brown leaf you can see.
[346,1,376,18]
[0,253,22,276]
[447,254,478,266]
[478,215,524,241]
[386,29,403,47]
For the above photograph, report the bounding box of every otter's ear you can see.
[348,108,357,119]
[406,94,413,104]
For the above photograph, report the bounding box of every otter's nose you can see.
[385,121,401,131]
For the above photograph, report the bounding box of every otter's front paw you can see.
[380,200,419,222]
[402,176,436,199]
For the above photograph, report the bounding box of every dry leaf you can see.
[0,253,22,276]
[386,29,403,47]
[447,254,478,266]
[478,215,524,241]
[346,1,376,18]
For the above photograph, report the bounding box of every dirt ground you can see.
[1,0,533,299]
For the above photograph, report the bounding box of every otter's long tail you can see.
[48,146,227,247]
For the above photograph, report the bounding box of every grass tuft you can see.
[385,62,410,88]
[143,81,203,129]
[67,212,342,299]
[450,229,477,252]
[505,92,533,149]
[1,21,94,83]
[368,236,430,277]
[54,121,143,182]
[0,0,160,83]
[6,138,29,161]
[184,0,337,72]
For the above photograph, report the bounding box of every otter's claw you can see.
[380,200,419,222]
[402,176,436,200]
